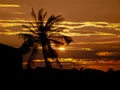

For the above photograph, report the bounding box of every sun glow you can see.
[58,47,65,51]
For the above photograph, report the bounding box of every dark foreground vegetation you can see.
[2,67,120,89]
[20,67,120,82]
[17,68,120,89]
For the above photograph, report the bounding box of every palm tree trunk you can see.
[26,58,32,69]
[42,45,52,68]
[26,48,34,69]
[26,45,37,69]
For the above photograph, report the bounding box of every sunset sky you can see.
[0,0,120,71]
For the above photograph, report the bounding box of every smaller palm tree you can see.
[19,8,73,69]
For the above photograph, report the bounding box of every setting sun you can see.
[58,47,65,51]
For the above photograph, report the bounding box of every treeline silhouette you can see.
[21,67,120,82]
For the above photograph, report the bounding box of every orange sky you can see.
[0,0,120,22]
[0,0,120,70]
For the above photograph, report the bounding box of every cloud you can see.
[0,19,26,23]
[62,21,120,31]
[74,40,120,45]
[12,12,25,15]
[0,21,120,37]
[0,23,21,27]
[0,19,26,27]
[96,52,115,56]
[0,4,21,7]
[59,21,120,37]
[1,20,120,30]
[60,32,115,37]
[0,30,30,35]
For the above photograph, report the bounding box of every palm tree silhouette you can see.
[19,8,73,69]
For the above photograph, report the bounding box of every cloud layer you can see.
[0,4,20,7]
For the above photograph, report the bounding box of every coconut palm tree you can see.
[19,8,73,69]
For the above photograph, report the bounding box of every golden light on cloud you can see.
[0,31,30,35]
[95,32,115,36]
[0,23,21,27]
[32,60,44,63]
[0,19,27,27]
[12,12,25,15]
[80,48,92,51]
[0,19,26,23]
[0,4,20,7]
[62,21,120,31]
[96,52,114,56]
[57,21,120,38]
[76,40,120,45]
[0,31,20,35]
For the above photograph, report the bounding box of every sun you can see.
[58,47,65,51]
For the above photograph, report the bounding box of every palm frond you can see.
[49,39,64,47]
[45,15,54,27]
[29,22,37,30]
[43,12,47,20]
[51,27,67,32]
[46,26,67,32]
[38,8,47,21]
[47,15,64,25]
[49,34,73,45]
[38,8,43,25]
[18,33,34,41]
[62,35,73,45]
[47,45,62,68]
[48,46,58,58]
[38,8,47,28]
[22,24,31,29]
[29,30,36,34]
[31,8,37,22]
[54,15,65,22]
[22,24,37,34]
[44,15,64,32]
[20,40,35,54]
[38,8,43,21]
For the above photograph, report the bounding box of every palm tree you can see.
[19,8,73,69]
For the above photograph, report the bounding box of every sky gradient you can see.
[0,0,120,71]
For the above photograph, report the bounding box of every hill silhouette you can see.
[0,43,22,80]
